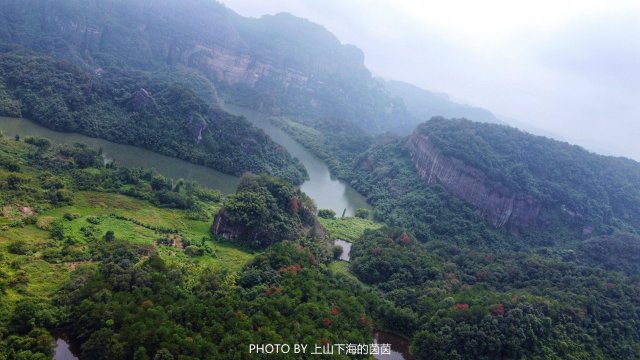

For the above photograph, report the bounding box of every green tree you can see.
[355,208,370,219]
[318,209,336,219]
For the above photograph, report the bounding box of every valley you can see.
[222,105,370,216]
[1,0,639,359]
[0,117,241,194]
[0,110,370,217]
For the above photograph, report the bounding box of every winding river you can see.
[2,108,374,359]
[223,105,370,216]
[0,109,369,215]
[0,117,241,194]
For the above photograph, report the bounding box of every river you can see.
[0,111,369,215]
[2,110,375,358]
[374,331,414,360]
[51,329,80,360]
[223,105,370,216]
[0,117,240,194]
[334,239,352,261]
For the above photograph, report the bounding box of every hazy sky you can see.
[221,0,640,161]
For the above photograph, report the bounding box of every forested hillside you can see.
[273,112,640,358]
[213,174,318,248]
[0,49,307,184]
[2,0,640,358]
[0,134,412,359]
[275,115,640,243]
[416,118,640,235]
[0,0,417,133]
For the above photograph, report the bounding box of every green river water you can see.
[0,106,369,215]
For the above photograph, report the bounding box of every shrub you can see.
[354,208,370,219]
[8,240,28,255]
[333,245,344,259]
[318,209,336,219]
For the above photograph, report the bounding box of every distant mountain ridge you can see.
[383,79,505,125]
[0,0,418,133]
[0,0,515,138]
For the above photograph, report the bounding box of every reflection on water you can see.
[334,239,352,261]
[223,105,370,216]
[374,331,414,360]
[51,329,80,360]
[0,117,240,194]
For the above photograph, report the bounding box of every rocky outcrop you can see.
[212,211,245,241]
[130,88,154,112]
[187,114,208,143]
[0,0,413,132]
[407,129,542,232]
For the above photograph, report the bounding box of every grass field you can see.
[0,190,256,314]
[319,216,383,242]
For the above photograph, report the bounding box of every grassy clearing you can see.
[319,217,383,242]
[0,189,254,313]
[42,191,252,267]
[328,260,365,285]
[159,238,256,274]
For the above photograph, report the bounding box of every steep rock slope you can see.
[407,130,541,232]
[406,118,640,236]
[0,0,415,133]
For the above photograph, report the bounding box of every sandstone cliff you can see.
[407,128,542,233]
[212,209,247,241]
[0,0,413,132]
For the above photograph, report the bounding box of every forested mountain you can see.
[0,0,417,133]
[2,0,640,359]
[274,112,640,358]
[408,119,640,237]
[276,114,640,243]
[0,50,307,184]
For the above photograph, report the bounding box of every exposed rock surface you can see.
[130,88,154,112]
[187,114,208,143]
[212,210,245,241]
[0,0,413,133]
[212,209,326,244]
[407,128,542,232]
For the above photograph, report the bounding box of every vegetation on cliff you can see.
[213,174,318,248]
[421,118,640,232]
[0,50,308,184]
[0,135,399,359]
[2,1,640,358]
[274,114,640,358]
[0,0,417,133]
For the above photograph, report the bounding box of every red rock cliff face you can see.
[212,210,254,242]
[407,130,542,233]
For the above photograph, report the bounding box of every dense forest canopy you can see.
[420,118,640,232]
[0,135,409,359]
[269,110,640,358]
[1,0,640,359]
[213,174,318,248]
[0,49,307,184]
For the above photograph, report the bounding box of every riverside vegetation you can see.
[272,113,640,359]
[0,134,402,359]
[4,120,640,359]
[1,0,640,359]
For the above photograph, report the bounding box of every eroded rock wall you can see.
[407,129,541,232]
